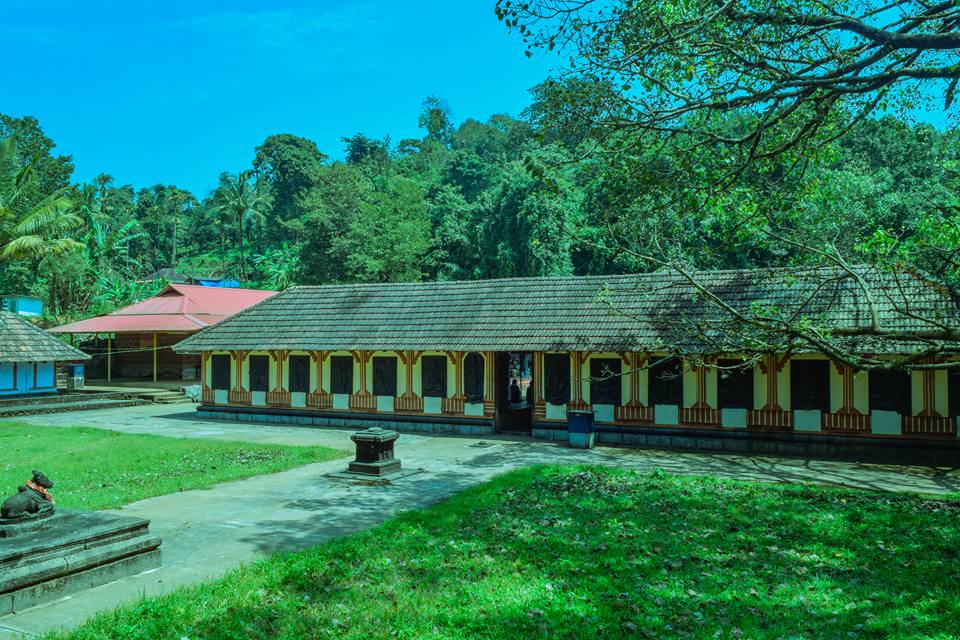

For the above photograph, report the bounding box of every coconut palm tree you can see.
[0,137,82,259]
[209,171,271,279]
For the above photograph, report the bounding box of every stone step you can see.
[0,398,148,418]
[137,391,191,404]
[0,391,131,408]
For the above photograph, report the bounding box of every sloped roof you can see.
[0,311,89,363]
[172,266,960,355]
[50,285,277,334]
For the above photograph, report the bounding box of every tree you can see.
[331,176,432,283]
[497,0,960,370]
[0,137,82,259]
[253,134,327,235]
[342,134,390,166]
[498,0,960,178]
[0,114,74,203]
[209,171,271,279]
[417,96,454,144]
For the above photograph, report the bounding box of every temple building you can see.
[172,267,960,462]
[50,284,275,382]
[0,311,88,396]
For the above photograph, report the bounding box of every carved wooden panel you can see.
[589,357,622,405]
[869,370,911,415]
[442,396,465,415]
[648,358,683,406]
[248,355,269,392]
[373,356,398,397]
[395,395,424,412]
[790,360,830,412]
[421,355,447,398]
[330,355,354,395]
[717,359,754,409]
[210,354,231,390]
[307,391,332,409]
[464,352,484,402]
[288,355,311,393]
[267,390,291,406]
[543,353,570,405]
[350,393,377,411]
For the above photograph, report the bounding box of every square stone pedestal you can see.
[1,509,162,616]
[348,427,402,476]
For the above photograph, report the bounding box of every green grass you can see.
[50,466,960,640]
[0,423,346,510]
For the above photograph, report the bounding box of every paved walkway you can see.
[2,405,959,637]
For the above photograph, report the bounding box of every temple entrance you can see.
[494,351,534,433]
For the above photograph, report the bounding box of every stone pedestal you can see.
[348,427,401,476]
[0,509,162,615]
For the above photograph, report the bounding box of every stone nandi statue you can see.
[1,470,55,521]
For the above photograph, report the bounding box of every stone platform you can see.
[0,509,161,615]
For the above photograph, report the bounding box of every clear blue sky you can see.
[3,1,554,196]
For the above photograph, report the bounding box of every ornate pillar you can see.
[396,350,423,412]
[569,351,590,410]
[307,350,331,408]
[483,351,496,417]
[201,352,214,403]
[268,350,291,406]
[752,354,791,429]
[533,351,546,420]
[350,350,376,410]
[228,350,251,404]
[616,352,651,423]
[442,351,466,414]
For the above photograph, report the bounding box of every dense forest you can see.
[1,85,958,324]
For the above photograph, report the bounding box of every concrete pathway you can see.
[2,405,959,637]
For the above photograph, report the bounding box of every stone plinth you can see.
[0,508,162,615]
[348,427,401,476]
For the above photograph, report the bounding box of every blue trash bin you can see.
[568,410,595,449]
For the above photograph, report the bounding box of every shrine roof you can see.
[172,266,960,355]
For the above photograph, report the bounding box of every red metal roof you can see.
[50,285,277,334]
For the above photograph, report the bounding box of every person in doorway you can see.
[525,381,534,404]
[509,378,522,403]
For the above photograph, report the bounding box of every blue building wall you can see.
[0,296,44,316]
[0,362,57,396]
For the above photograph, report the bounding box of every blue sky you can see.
[3,1,555,196]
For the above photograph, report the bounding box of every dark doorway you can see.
[495,351,534,433]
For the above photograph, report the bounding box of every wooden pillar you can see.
[483,351,496,417]
[760,354,784,411]
[532,351,546,420]
[152,332,158,383]
[350,350,375,410]
[692,363,709,409]
[444,351,466,414]
[107,334,112,382]
[570,351,591,410]
[268,350,291,405]
[920,369,940,417]
[229,350,250,404]
[396,350,423,412]
[307,350,331,409]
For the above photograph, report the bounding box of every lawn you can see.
[0,423,346,510]
[50,466,960,640]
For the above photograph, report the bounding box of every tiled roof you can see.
[172,266,960,354]
[0,311,89,363]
